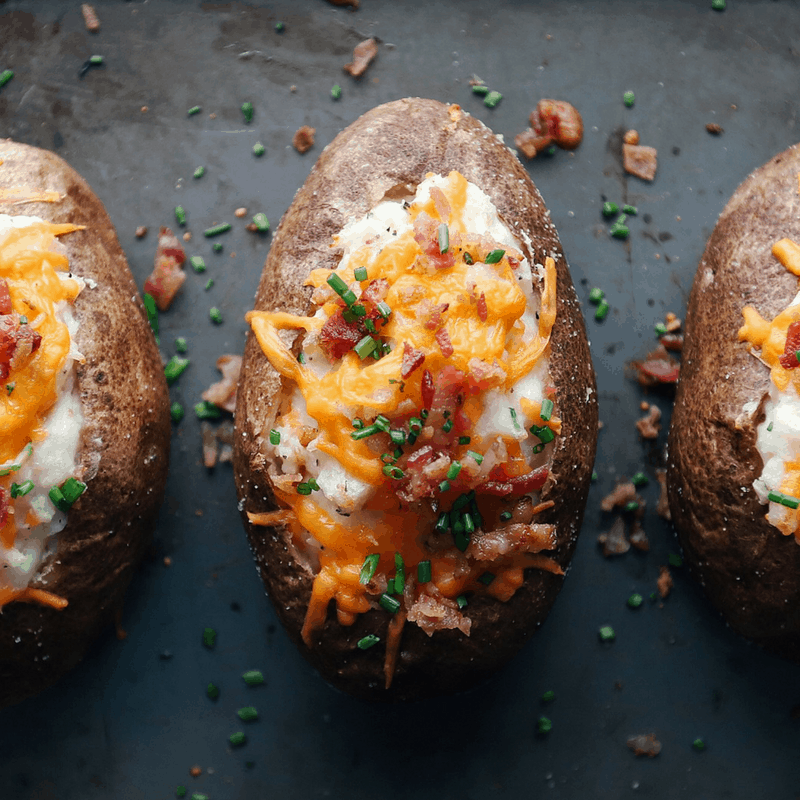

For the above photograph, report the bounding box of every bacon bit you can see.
[163,556,172,567]
[189,766,203,778]
[423,302,449,331]
[144,227,186,311]
[201,421,218,468]
[292,125,315,154]
[414,212,456,270]
[467,357,506,392]
[656,469,671,521]
[234,207,247,218]
[400,342,425,379]
[407,588,471,636]
[623,129,640,145]
[634,345,680,386]
[361,278,389,304]
[216,419,235,463]
[514,129,543,160]
[657,565,674,599]
[429,186,451,221]
[477,465,549,497]
[469,522,556,560]
[0,279,12,314]
[623,143,658,181]
[201,354,242,413]
[135,225,147,238]
[383,607,406,689]
[597,516,630,557]
[344,38,378,78]
[627,733,662,758]
[706,122,724,135]
[629,519,650,551]
[0,487,8,530]
[476,292,488,322]
[665,312,681,332]
[421,369,435,410]
[435,327,454,358]
[536,99,584,150]
[600,482,639,512]
[247,509,297,527]
[81,3,100,32]
[779,321,800,368]
[0,315,42,381]
[659,333,684,352]
[636,404,661,439]
[319,308,363,360]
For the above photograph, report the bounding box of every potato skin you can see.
[233,98,597,700]
[667,143,800,661]
[0,140,171,706]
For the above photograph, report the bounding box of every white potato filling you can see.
[0,215,85,592]
[267,175,553,516]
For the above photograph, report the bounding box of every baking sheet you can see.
[1,1,799,797]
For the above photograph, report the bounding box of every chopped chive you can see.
[359,553,380,584]
[209,307,223,324]
[206,682,219,700]
[439,480,451,493]
[176,787,187,798]
[382,464,404,480]
[394,553,405,593]
[376,301,392,319]
[241,101,254,123]
[357,634,380,650]
[631,471,649,487]
[530,424,555,444]
[213,242,223,252]
[275,21,285,32]
[598,625,616,642]
[595,300,610,321]
[354,266,368,282]
[602,202,619,218]
[451,491,473,513]
[420,409,429,420]
[0,463,21,478]
[485,249,505,264]
[252,212,270,232]
[242,669,264,686]
[623,204,638,215]
[296,483,312,496]
[438,223,449,254]
[190,254,207,271]
[456,595,468,609]
[379,593,400,614]
[654,322,668,336]
[623,90,635,107]
[187,105,201,116]
[463,512,475,534]
[478,572,495,586]
[175,337,188,353]
[417,560,432,583]
[49,478,87,512]
[175,206,186,226]
[351,423,380,440]
[354,335,377,359]
[204,222,232,237]
[409,417,422,434]
[193,166,205,179]
[326,273,348,296]
[237,706,258,722]
[352,418,364,430]
[463,252,474,265]
[668,552,683,567]
[458,436,471,445]
[307,478,319,492]
[204,278,214,291]
[591,470,598,482]
[170,402,185,423]
[610,223,629,239]
[253,142,265,157]
[0,70,14,89]
[10,480,34,499]
[627,593,644,609]
[466,450,484,465]
[297,352,306,364]
[768,491,799,509]
[692,737,707,751]
[623,500,639,513]
[471,83,489,96]
[194,400,222,420]
[540,398,554,421]
[269,429,281,445]
[5,382,14,395]
[164,356,190,384]
[374,414,391,432]
[711,0,725,8]
[588,287,605,304]
[483,90,502,108]
[18,316,27,325]
[615,213,628,226]
[202,627,217,649]
[435,512,449,533]
[454,528,470,552]
[541,690,556,703]
[537,716,553,734]
[389,429,406,445]
[500,510,513,522]
[767,422,774,432]
[229,732,247,747]
[331,84,342,101]
[532,444,544,455]
[446,461,462,481]
[442,418,454,434]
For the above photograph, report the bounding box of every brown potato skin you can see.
[233,98,598,700]
[667,143,800,661]
[0,140,171,706]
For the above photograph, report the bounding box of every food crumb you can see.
[182,232,192,242]
[135,225,147,238]
[209,112,217,119]
[655,469,671,520]
[293,125,316,154]
[640,401,649,411]
[627,733,661,757]
[636,404,662,439]
[235,207,247,218]
[623,143,658,181]
[81,3,100,32]
[140,105,149,114]
[344,38,378,78]
[290,85,297,93]
[623,129,639,145]
[706,122,724,135]
[163,556,172,567]
[189,765,202,778]
[195,509,203,517]
[598,516,630,557]
[657,565,674,599]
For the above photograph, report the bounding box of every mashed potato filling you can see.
[740,238,800,543]
[248,171,562,662]
[0,215,85,609]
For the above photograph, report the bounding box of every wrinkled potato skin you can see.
[0,140,171,706]
[667,143,800,661]
[234,98,597,700]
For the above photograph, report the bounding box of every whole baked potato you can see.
[667,142,800,661]
[0,140,171,706]
[233,98,598,700]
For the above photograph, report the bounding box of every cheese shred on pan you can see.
[247,171,562,683]
[0,217,86,611]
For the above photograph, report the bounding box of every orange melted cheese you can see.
[247,171,559,651]
[0,220,83,610]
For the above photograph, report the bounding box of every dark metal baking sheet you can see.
[1,1,799,798]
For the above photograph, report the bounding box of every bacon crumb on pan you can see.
[469,522,557,560]
[623,143,658,181]
[627,734,662,758]
[143,226,186,311]
[400,342,425,378]
[657,565,674,599]
[293,126,316,154]
[201,354,242,413]
[636,404,662,439]
[408,588,471,636]
[344,38,378,78]
[597,516,630,556]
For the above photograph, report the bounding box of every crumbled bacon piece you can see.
[135,225,147,239]
[401,343,425,379]
[623,143,658,181]
[421,369,435,410]
[201,421,218,468]
[319,308,363,360]
[407,588,471,636]
[0,315,42,381]
[629,519,650,551]
[656,469,671,521]
[143,227,186,311]
[657,565,674,599]
[706,122,723,135]
[0,486,8,530]
[429,186,451,221]
[201,354,242,413]
[659,333,684,352]
[435,327,454,358]
[397,446,449,503]
[779,321,800,369]
[514,129,544,160]
[361,278,389,304]
[636,404,662,439]
[476,292,488,322]
[81,3,100,32]
[535,99,584,150]
[469,522,556,560]
[293,126,315,154]
[0,279,11,315]
[413,212,456,270]
[598,516,630,557]
[477,465,549,497]
[600,482,639,512]
[466,357,506,392]
[627,734,662,758]
[634,346,680,386]
[343,38,378,77]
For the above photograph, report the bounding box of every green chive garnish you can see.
[175,337,188,353]
[0,70,14,88]
[194,400,222,420]
[252,213,270,232]
[269,429,281,445]
[297,352,306,364]
[530,424,555,444]
[541,690,555,703]
[351,423,380,440]
[354,335,377,360]
[389,429,406,445]
[668,552,683,567]
[170,402,184,423]
[458,436,471,445]
[10,480,33,498]
[602,202,619,218]
[353,266,368,282]
[466,450,483,465]
[241,101,254,123]
[213,242,223,252]
[463,512,475,534]
[275,21,285,32]
[6,383,14,395]
[376,301,392,319]
[610,223,629,239]
[379,593,400,614]
[595,300,610,321]
[768,491,799,509]
[478,572,495,586]
[623,204,638,215]
[438,223,449,254]
[711,0,725,9]
[193,166,205,179]
[439,480,451,493]
[485,249,505,264]
[204,222,232,237]
[206,683,220,700]
[435,513,449,533]
[767,422,774,432]
[464,252,474,265]
[627,593,644,609]
[176,787,187,798]
[359,553,379,584]
[591,470,598,481]
[49,478,87,512]
[253,142,265,157]
[654,322,668,336]
[588,287,605,304]
[446,461,462,481]
[229,732,246,747]
[327,273,348,296]
[631,471,649,487]
[537,716,553,734]
[471,83,489,96]
[164,356,190,384]
[382,464,404,480]
[598,625,616,642]
[623,500,639,513]
[357,634,380,650]
[417,560,432,583]
[242,670,264,686]
[331,84,342,101]
[483,90,502,108]
[540,398,554,421]
[187,105,201,116]
[500,510,513,522]
[442,419,454,434]
[394,553,405,594]
[175,206,187,226]
[202,627,217,649]
[692,737,707,750]
[456,595,467,609]
[296,483,312,496]
[623,90,635,107]
[237,706,258,722]
[209,307,223,324]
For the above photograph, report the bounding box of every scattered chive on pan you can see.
[331,84,342,100]
[206,682,220,700]
[623,500,639,512]
[187,105,201,116]
[537,716,553,734]
[623,90,635,107]
[237,706,258,722]
[213,242,223,252]
[176,786,187,797]
[170,402,184,423]
[668,552,683,567]
[602,202,619,218]
[253,142,265,156]
[241,101,254,123]
[595,300,610,321]
[204,222,232,237]
[588,287,605,304]
[164,356,189,384]
[483,90,502,108]
[190,255,205,272]
[610,222,629,239]
[711,0,725,8]
[623,204,638,215]
[598,625,615,642]
[654,322,668,336]
[202,627,216,649]
[0,70,14,88]
[193,166,205,179]
[631,471,648,487]
[204,278,214,291]
[174,206,186,226]
[471,83,489,96]
[242,670,264,686]
[252,213,270,232]
[209,307,223,324]
[357,634,380,650]
[541,689,555,703]
[229,732,246,747]
[194,400,222,420]
[693,737,707,750]
[275,21,285,32]
[627,593,644,609]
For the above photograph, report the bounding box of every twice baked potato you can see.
[667,142,800,661]
[233,98,597,700]
[0,140,171,706]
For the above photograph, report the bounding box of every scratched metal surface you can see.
[0,1,799,798]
